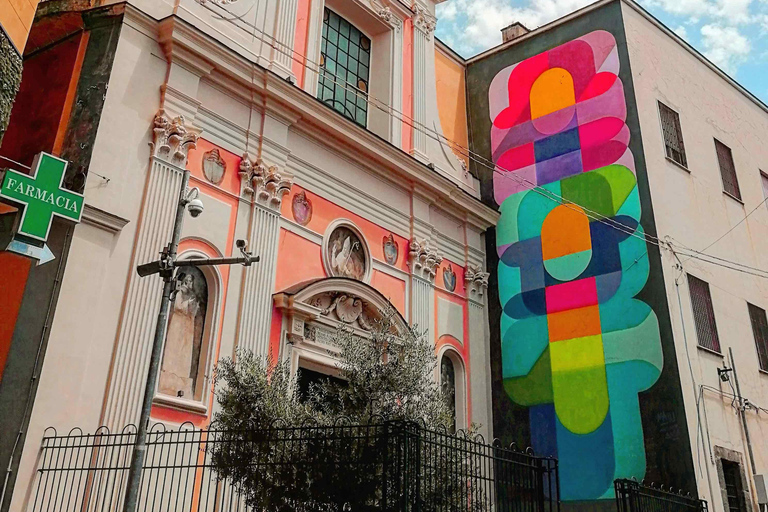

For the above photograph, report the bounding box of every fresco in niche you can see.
[327,226,367,281]
[441,355,457,433]
[292,190,313,226]
[160,266,208,400]
[383,233,399,265]
[202,149,226,185]
[488,31,663,501]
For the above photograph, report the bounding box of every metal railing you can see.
[28,421,559,512]
[615,479,708,512]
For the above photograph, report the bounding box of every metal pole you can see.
[122,168,191,512]
[728,348,758,476]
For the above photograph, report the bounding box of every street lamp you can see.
[122,167,258,512]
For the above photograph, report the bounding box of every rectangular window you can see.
[761,171,768,201]
[317,8,370,128]
[659,102,687,168]
[688,274,721,353]
[722,460,746,512]
[715,139,742,200]
[748,303,768,372]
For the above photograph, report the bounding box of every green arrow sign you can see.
[0,152,84,241]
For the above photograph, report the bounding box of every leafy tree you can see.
[209,313,486,511]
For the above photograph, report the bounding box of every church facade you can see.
[1,1,497,510]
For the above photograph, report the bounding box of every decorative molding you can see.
[373,1,403,27]
[150,110,199,166]
[412,5,436,36]
[321,219,372,283]
[465,263,490,299]
[408,237,443,282]
[239,155,294,210]
[81,204,130,234]
[202,148,227,184]
[195,0,239,4]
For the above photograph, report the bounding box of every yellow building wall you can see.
[1,0,40,53]
[435,47,469,166]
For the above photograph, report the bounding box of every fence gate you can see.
[615,479,708,512]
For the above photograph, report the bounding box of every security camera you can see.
[187,198,204,218]
[236,239,248,250]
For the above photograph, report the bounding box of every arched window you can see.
[158,264,213,404]
[441,354,457,433]
[437,343,467,432]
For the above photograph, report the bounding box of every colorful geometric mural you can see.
[488,31,663,501]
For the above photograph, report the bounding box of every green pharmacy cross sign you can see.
[0,152,84,241]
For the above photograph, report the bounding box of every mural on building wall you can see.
[488,31,663,501]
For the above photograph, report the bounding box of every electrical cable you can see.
[183,2,768,281]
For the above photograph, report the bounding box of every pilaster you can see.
[102,112,199,429]
[465,263,492,439]
[235,156,293,356]
[271,0,299,80]
[408,237,442,344]
[410,4,435,163]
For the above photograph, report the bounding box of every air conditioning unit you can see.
[755,474,768,505]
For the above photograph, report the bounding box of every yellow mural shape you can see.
[530,68,576,119]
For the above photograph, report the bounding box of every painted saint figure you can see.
[159,267,207,400]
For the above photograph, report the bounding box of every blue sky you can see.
[435,0,768,103]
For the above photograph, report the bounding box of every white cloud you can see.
[674,25,689,39]
[700,24,751,73]
[437,0,595,54]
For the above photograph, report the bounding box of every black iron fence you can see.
[615,479,708,512]
[28,421,559,512]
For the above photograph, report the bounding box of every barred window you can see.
[748,303,768,372]
[688,274,721,353]
[715,139,741,200]
[317,8,370,128]
[659,102,687,167]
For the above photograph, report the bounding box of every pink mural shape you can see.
[488,30,630,205]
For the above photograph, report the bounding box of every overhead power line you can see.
[186,2,768,279]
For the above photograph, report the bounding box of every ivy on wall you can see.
[0,30,22,146]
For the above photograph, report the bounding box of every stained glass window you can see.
[317,8,370,127]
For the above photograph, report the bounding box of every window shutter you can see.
[688,274,721,353]
[659,103,687,167]
[748,303,768,372]
[715,140,741,200]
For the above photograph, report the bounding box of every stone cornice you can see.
[149,13,499,231]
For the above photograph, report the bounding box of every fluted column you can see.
[465,263,492,439]
[408,238,442,344]
[272,0,299,79]
[235,157,293,355]
[410,5,435,162]
[102,112,198,429]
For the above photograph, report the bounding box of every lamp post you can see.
[122,167,258,512]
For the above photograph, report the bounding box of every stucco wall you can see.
[623,4,768,511]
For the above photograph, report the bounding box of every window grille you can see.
[748,303,768,372]
[659,102,687,167]
[715,139,741,200]
[722,460,746,512]
[688,274,721,353]
[317,8,370,128]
